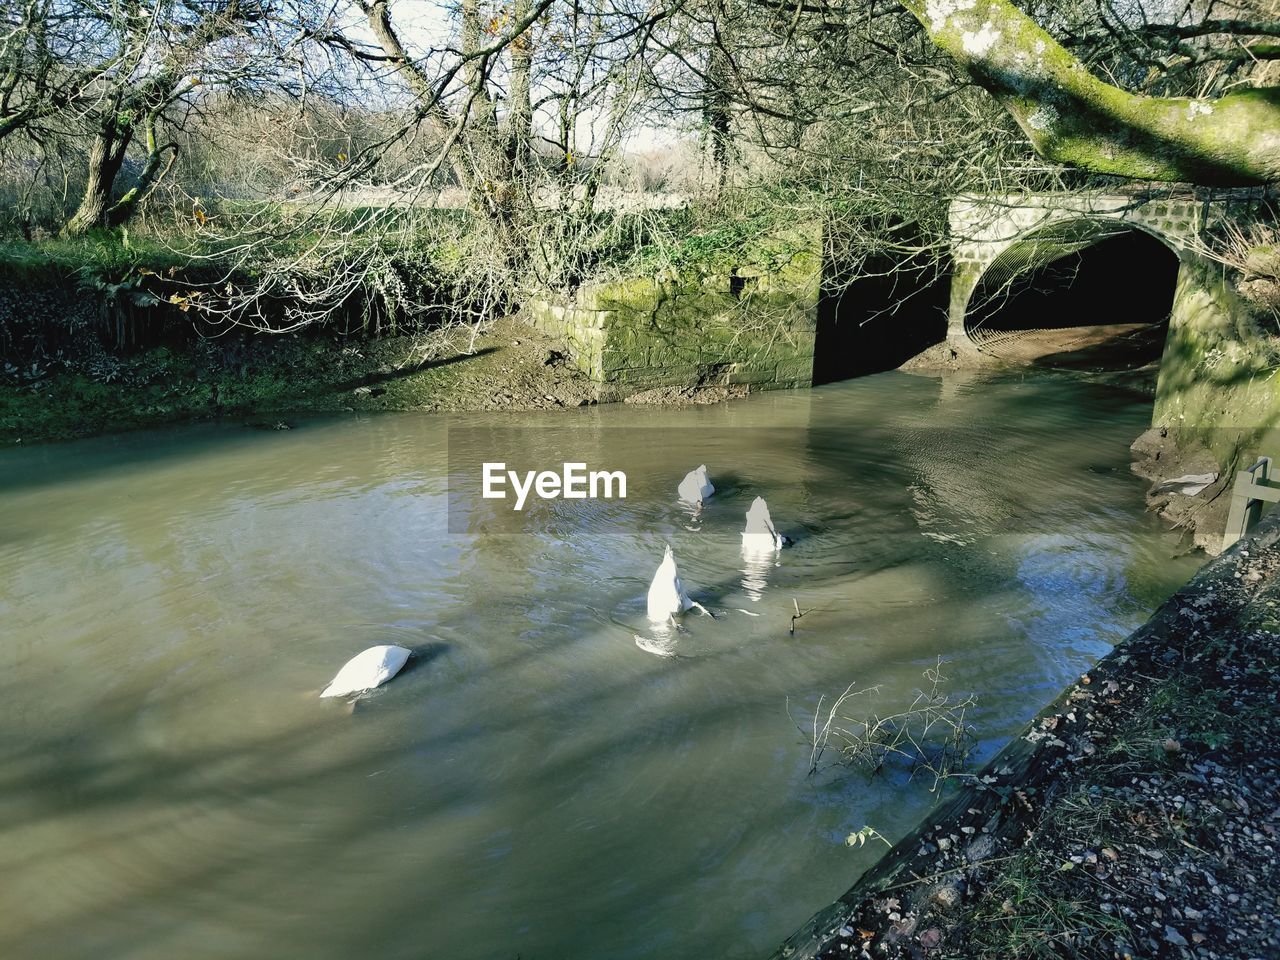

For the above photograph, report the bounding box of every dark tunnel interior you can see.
[963,229,1180,370]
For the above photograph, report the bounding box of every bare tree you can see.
[58,0,311,235]
[181,0,688,333]
[0,0,119,142]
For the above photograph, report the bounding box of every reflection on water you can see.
[0,369,1200,960]
[740,549,776,602]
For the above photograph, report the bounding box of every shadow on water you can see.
[0,643,846,960]
[397,641,451,678]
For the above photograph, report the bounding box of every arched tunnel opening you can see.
[964,227,1180,370]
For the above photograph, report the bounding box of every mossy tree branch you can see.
[899,0,1280,185]
[103,108,179,228]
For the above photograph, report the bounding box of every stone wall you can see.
[1154,256,1280,459]
[524,226,821,392]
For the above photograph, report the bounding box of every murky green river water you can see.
[0,368,1199,960]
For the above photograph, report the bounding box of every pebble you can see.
[931,886,961,909]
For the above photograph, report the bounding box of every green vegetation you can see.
[0,231,193,282]
[969,831,1130,959]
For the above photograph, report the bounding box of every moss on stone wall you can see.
[1154,256,1280,462]
[525,222,822,391]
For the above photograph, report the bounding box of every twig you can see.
[790,596,811,635]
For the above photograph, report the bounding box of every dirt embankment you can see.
[0,313,746,444]
[1130,427,1237,556]
[775,515,1280,960]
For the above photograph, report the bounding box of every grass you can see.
[0,230,196,281]
[961,787,1141,960]
[0,207,470,285]
[618,192,824,277]
[0,343,287,441]
[970,848,1131,958]
[0,317,565,443]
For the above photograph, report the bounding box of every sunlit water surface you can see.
[0,369,1199,960]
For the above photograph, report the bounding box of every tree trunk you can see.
[506,0,534,174]
[360,0,478,193]
[900,0,1280,185]
[63,121,132,236]
[360,0,543,287]
[461,0,497,139]
[705,35,734,193]
[457,0,525,254]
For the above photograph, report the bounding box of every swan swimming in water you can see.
[646,545,710,621]
[741,496,790,554]
[320,644,411,698]
[677,465,714,505]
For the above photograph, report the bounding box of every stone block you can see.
[725,363,778,385]
[592,277,662,313]
[775,357,815,384]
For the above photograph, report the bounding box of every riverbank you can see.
[0,310,759,445]
[0,308,1172,446]
[0,234,777,443]
[1,315,620,444]
[775,513,1280,960]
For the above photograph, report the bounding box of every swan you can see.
[741,496,790,554]
[677,465,714,505]
[320,644,411,698]
[646,545,710,621]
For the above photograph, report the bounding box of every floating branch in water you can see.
[796,658,978,792]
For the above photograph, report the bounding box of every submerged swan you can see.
[646,545,710,621]
[677,465,714,505]
[320,645,411,698]
[741,496,790,554]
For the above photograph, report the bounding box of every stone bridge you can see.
[946,189,1230,349]
[945,186,1280,451]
